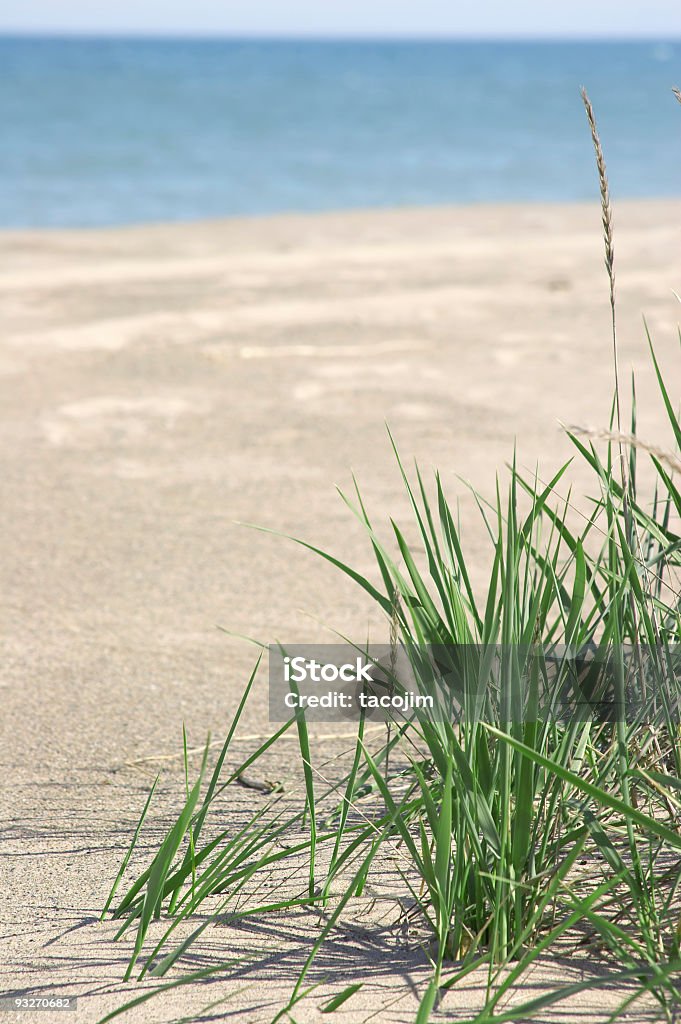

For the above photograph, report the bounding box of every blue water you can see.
[1,36,680,227]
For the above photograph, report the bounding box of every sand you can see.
[1,200,680,1022]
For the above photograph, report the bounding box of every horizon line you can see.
[1,29,680,43]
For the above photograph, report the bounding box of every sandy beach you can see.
[2,199,681,1022]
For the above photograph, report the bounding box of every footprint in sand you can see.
[41,394,205,447]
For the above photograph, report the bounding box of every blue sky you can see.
[2,0,681,37]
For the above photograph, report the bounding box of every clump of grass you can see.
[100,95,681,1023]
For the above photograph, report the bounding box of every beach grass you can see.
[99,95,681,1023]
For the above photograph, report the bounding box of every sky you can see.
[2,0,681,38]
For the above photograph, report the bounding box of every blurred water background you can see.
[1,36,680,226]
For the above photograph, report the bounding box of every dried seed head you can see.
[581,87,615,303]
[561,423,681,476]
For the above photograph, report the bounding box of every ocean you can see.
[1,36,680,227]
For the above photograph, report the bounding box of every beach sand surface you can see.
[1,201,680,1022]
